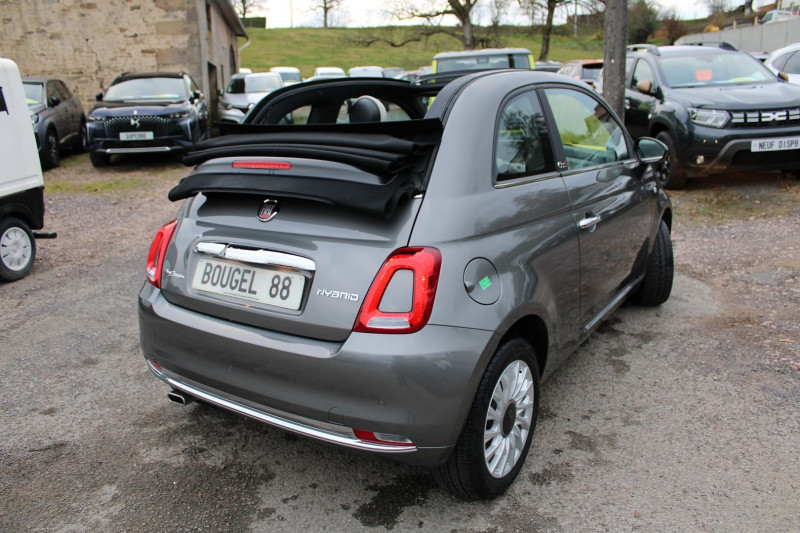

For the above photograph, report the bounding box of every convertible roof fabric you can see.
[169,120,443,218]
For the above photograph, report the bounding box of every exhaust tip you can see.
[167,389,194,405]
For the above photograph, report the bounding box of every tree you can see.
[602,0,626,120]
[662,9,687,45]
[627,0,657,44]
[231,0,267,19]
[313,0,343,29]
[704,0,729,14]
[392,0,481,50]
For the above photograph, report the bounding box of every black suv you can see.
[623,43,800,188]
[86,72,209,167]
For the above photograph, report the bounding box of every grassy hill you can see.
[239,26,605,77]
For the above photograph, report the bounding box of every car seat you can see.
[349,96,387,123]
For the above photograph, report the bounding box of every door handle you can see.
[578,214,602,230]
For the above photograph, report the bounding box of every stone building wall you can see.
[0,0,244,114]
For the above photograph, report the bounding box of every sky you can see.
[250,0,761,29]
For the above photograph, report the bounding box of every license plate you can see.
[191,258,305,310]
[120,131,154,141]
[750,136,800,152]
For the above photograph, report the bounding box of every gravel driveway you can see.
[1,154,798,532]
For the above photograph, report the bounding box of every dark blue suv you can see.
[623,43,800,188]
[86,72,209,167]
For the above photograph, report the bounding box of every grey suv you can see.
[139,72,673,499]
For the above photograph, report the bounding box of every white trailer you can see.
[0,58,54,281]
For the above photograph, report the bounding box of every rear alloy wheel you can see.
[42,129,60,169]
[434,338,540,499]
[655,131,687,189]
[0,218,36,282]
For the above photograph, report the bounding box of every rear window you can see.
[437,53,530,72]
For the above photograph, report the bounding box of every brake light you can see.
[146,219,177,288]
[354,247,441,334]
[233,160,292,170]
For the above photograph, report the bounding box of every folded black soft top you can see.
[169,120,443,218]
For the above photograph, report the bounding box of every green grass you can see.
[47,178,142,194]
[240,27,604,77]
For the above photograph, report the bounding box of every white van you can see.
[0,58,53,281]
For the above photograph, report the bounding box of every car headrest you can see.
[349,95,387,123]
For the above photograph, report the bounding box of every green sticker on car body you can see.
[479,276,492,291]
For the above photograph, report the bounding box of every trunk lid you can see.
[159,151,431,342]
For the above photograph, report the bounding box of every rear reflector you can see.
[354,247,441,334]
[233,160,292,170]
[146,219,177,288]
[353,429,414,446]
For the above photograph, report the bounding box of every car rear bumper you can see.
[138,284,497,467]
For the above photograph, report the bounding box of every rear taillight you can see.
[354,247,441,334]
[146,219,177,288]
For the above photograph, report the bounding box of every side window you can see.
[495,92,555,181]
[56,81,72,100]
[771,52,792,71]
[782,52,800,75]
[542,87,629,170]
[46,81,59,106]
[631,59,654,91]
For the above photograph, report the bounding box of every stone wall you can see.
[0,0,242,113]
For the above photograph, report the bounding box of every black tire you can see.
[654,131,687,189]
[0,217,36,282]
[41,129,60,169]
[434,338,540,500]
[74,120,88,153]
[89,151,110,167]
[633,220,674,306]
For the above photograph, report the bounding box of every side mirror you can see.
[192,90,203,102]
[95,92,103,101]
[778,71,790,82]
[636,137,667,164]
[49,96,61,107]
[636,79,653,94]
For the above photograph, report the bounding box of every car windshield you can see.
[23,82,44,106]
[437,53,530,72]
[660,53,776,88]
[228,74,283,94]
[104,77,188,102]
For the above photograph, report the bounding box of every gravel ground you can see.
[1,154,798,532]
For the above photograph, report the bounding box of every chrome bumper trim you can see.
[146,360,417,454]
[102,147,175,154]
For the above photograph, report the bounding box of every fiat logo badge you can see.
[258,199,279,222]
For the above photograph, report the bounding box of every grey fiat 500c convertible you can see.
[139,70,673,499]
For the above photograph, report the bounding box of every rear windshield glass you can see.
[104,78,188,102]
[437,53,530,72]
[228,75,283,94]
[582,65,602,80]
[277,71,301,82]
[660,53,775,88]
